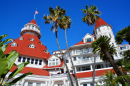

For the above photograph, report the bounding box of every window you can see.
[27,58,30,62]
[11,42,17,47]
[95,64,104,69]
[120,47,126,50]
[66,60,69,63]
[82,66,90,71]
[48,59,60,66]
[109,33,111,38]
[18,56,22,62]
[83,84,87,86]
[85,38,92,42]
[36,83,41,86]
[28,82,33,86]
[22,57,26,62]
[76,67,81,71]
[19,37,23,40]
[39,60,42,65]
[31,59,34,64]
[35,59,38,64]
[73,57,76,61]
[39,41,43,45]
[30,38,34,41]
[44,49,48,53]
[28,43,35,48]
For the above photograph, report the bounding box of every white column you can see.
[63,80,66,86]
[51,81,54,86]
[45,81,48,86]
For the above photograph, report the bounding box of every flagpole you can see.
[34,14,35,20]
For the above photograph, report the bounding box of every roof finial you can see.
[34,8,38,20]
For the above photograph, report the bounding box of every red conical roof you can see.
[29,19,37,25]
[5,34,51,59]
[95,18,110,29]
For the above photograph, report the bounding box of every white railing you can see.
[21,27,41,34]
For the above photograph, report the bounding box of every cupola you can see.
[21,19,41,39]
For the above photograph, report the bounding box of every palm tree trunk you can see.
[55,31,74,86]
[103,49,130,85]
[65,29,79,86]
[92,24,96,86]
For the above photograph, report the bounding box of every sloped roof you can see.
[10,65,49,76]
[5,33,51,59]
[95,18,110,29]
[43,61,64,69]
[29,19,37,25]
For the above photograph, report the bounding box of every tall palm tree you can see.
[81,5,100,86]
[43,6,74,86]
[115,26,130,44]
[59,16,79,86]
[91,36,129,85]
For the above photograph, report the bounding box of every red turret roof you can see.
[29,19,37,25]
[5,33,51,59]
[95,18,110,29]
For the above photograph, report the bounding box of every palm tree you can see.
[59,16,79,86]
[43,6,74,86]
[81,5,100,86]
[97,70,120,86]
[115,26,130,44]
[91,35,129,85]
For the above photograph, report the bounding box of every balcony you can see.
[21,27,41,34]
[71,48,93,56]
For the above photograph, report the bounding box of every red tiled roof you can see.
[43,61,64,69]
[74,41,93,46]
[29,19,37,25]
[4,34,51,59]
[95,18,110,29]
[10,65,49,76]
[76,68,113,78]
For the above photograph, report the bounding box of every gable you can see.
[82,33,94,43]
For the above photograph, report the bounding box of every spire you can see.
[29,19,37,25]
[95,18,110,29]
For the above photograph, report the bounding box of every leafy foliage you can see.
[115,26,130,44]
[0,34,33,86]
[92,36,116,61]
[81,5,100,26]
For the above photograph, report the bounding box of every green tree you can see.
[91,36,127,85]
[81,5,100,85]
[115,26,130,44]
[97,70,120,86]
[59,16,79,86]
[0,34,33,86]
[43,6,74,86]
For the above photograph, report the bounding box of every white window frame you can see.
[28,43,35,48]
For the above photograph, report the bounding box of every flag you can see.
[35,10,38,15]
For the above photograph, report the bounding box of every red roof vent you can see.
[29,19,37,25]
[95,18,109,29]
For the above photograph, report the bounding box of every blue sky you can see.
[0,0,130,54]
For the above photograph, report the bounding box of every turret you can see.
[21,19,41,39]
[94,18,116,46]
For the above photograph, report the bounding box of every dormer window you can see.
[85,38,93,42]
[44,49,48,53]
[48,59,60,66]
[30,38,34,41]
[11,42,17,47]
[39,41,43,45]
[28,43,35,48]
[19,37,23,40]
